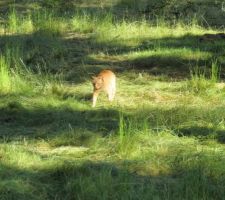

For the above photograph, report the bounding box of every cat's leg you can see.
[111,85,116,100]
[108,86,115,101]
[111,82,116,101]
[92,90,99,107]
[108,94,113,101]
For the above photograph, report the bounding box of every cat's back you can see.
[99,70,116,85]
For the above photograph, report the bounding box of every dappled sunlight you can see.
[1,132,225,199]
[92,18,208,47]
[127,48,211,60]
[89,47,212,64]
[1,1,225,199]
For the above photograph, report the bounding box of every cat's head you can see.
[92,76,104,90]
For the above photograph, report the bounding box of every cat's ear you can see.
[92,76,96,80]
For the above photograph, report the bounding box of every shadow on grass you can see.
[1,28,225,83]
[1,158,225,199]
[0,100,119,142]
[137,105,225,144]
[177,126,225,143]
[59,32,225,80]
[86,33,225,78]
[1,99,225,144]
[0,31,118,84]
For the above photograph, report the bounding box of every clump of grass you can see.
[0,45,28,94]
[7,9,66,36]
[7,8,18,33]
[188,66,212,93]
[210,60,220,83]
[187,61,220,94]
[19,14,34,33]
[50,127,99,147]
[0,45,34,94]
[33,10,67,36]
[117,112,149,157]
[0,44,61,95]
[0,56,11,93]
[71,12,98,33]
[7,9,34,34]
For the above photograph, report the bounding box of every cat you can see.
[92,69,116,107]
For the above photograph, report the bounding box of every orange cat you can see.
[92,70,116,107]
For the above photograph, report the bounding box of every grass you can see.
[0,55,11,93]
[186,61,221,94]
[1,2,225,199]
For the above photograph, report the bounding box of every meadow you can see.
[1,1,225,199]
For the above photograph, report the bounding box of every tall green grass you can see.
[2,9,66,95]
[0,44,61,95]
[0,56,11,93]
[117,112,149,157]
[0,57,34,95]
[7,9,66,36]
[187,61,220,93]
[7,8,34,34]
[33,10,67,36]
[71,12,98,33]
[70,12,208,47]
[0,45,29,94]
[7,8,18,33]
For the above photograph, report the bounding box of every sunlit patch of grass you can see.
[2,131,225,199]
[90,48,212,63]
[0,55,11,93]
[0,45,63,96]
[6,9,66,36]
[94,19,209,46]
[71,12,98,33]
[19,15,34,33]
[70,12,210,47]
[185,61,221,94]
[7,9,34,34]
[0,143,65,199]
[0,52,33,95]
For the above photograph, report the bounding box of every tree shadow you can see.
[120,105,225,144]
[1,158,225,199]
[177,126,225,144]
[114,0,225,28]
[0,22,225,83]
[86,33,225,78]
[0,100,120,142]
[63,32,225,80]
[1,99,225,144]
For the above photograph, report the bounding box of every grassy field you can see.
[1,1,225,199]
